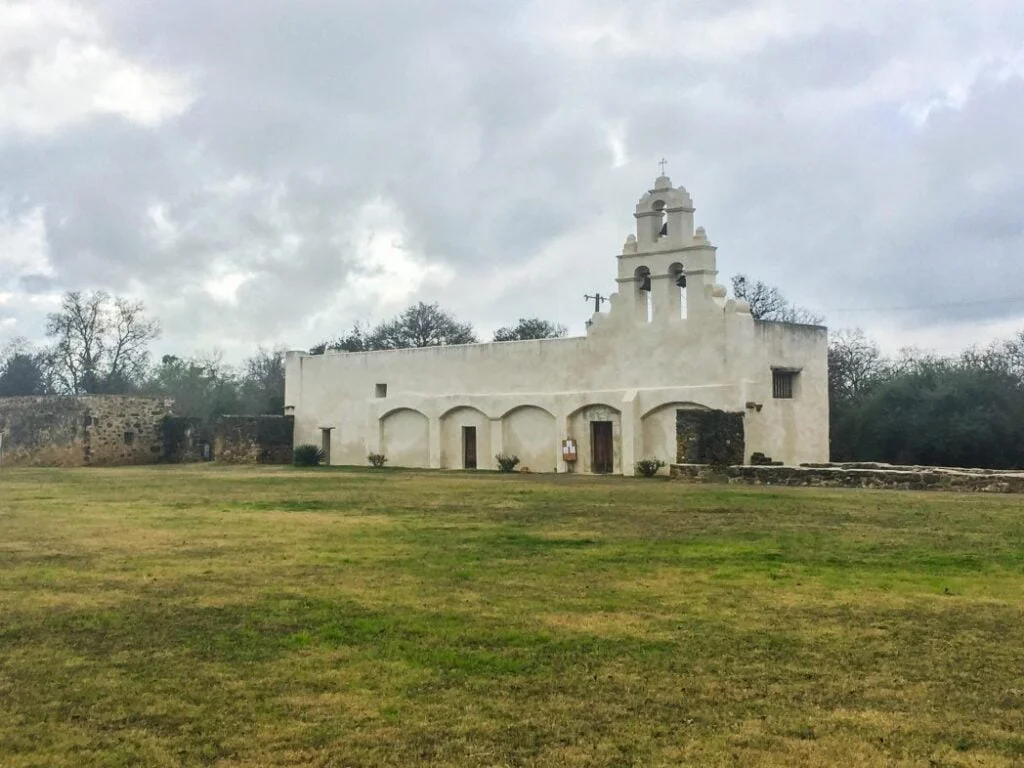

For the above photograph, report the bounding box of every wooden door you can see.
[591,421,613,474]
[462,426,477,469]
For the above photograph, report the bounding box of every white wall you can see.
[502,406,557,473]
[381,408,429,468]
[743,321,830,465]
[286,311,829,473]
[285,177,830,474]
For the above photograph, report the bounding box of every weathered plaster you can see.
[286,175,829,474]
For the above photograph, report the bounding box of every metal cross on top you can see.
[659,158,668,175]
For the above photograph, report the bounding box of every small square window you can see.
[772,370,797,399]
[375,383,388,398]
[123,431,136,445]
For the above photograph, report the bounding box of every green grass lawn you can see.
[1,466,1022,767]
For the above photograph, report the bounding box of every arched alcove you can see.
[568,404,622,474]
[380,408,429,468]
[640,402,710,467]
[501,405,556,473]
[440,406,491,469]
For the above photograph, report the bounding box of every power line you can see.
[824,295,1024,315]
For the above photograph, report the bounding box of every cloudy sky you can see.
[2,0,1023,360]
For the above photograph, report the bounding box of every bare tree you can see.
[46,291,160,394]
[47,291,105,394]
[240,347,286,414]
[828,329,886,401]
[967,329,1024,383]
[731,275,824,325]
[106,297,161,390]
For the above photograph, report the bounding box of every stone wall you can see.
[0,396,172,467]
[214,415,294,464]
[676,410,745,465]
[670,462,1024,494]
[163,416,212,463]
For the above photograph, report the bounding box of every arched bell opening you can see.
[653,199,668,239]
[635,266,652,323]
[669,262,686,319]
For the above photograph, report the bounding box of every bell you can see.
[659,222,668,237]
[675,274,687,288]
[639,275,651,291]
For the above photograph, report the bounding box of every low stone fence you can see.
[671,462,1024,494]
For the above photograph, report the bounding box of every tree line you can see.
[308,302,567,353]
[0,291,286,420]
[733,274,1024,470]
[0,294,568,421]
[3,286,1023,469]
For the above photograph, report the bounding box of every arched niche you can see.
[379,408,429,468]
[501,405,556,473]
[440,406,491,469]
[568,404,622,474]
[640,402,710,467]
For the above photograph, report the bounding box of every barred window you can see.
[772,370,796,399]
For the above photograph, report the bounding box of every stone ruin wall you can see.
[1,398,297,467]
[213,415,294,464]
[671,462,1024,494]
[0,396,172,467]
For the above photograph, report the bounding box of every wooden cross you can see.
[659,158,668,175]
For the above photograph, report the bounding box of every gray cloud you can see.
[1,0,1023,359]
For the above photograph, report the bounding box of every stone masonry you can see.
[671,462,1024,494]
[0,396,172,467]
[213,415,294,464]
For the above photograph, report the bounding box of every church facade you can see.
[284,174,829,474]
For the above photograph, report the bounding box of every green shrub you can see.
[635,458,666,477]
[293,444,325,467]
[367,452,388,468]
[495,453,520,472]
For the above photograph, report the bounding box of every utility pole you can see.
[584,293,608,314]
[584,294,609,328]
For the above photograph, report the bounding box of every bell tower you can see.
[615,171,721,324]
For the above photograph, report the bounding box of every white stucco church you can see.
[284,172,829,475]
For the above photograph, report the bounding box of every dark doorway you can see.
[462,426,477,469]
[591,421,614,474]
[320,428,332,465]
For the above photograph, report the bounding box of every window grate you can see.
[772,371,795,399]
